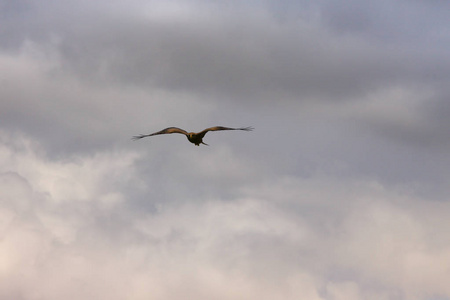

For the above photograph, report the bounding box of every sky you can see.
[1,0,450,299]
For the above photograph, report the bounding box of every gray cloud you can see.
[1,1,450,299]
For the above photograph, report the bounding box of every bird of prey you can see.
[132,126,253,146]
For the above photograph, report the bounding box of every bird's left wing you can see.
[197,126,253,138]
[132,127,188,140]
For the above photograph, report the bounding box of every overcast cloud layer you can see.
[1,1,450,299]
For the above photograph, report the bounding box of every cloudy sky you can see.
[1,0,450,299]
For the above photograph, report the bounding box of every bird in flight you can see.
[132,126,253,146]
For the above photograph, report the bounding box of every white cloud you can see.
[1,134,450,299]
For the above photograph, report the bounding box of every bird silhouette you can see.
[132,126,253,146]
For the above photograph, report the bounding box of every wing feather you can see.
[132,127,188,140]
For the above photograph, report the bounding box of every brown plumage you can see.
[132,126,253,146]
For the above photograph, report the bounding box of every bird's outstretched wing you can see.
[197,126,254,138]
[132,127,189,140]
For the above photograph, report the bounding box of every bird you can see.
[132,126,253,146]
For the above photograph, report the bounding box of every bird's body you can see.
[132,126,253,146]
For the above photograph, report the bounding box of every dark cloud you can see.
[2,0,449,102]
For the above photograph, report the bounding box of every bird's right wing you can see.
[132,127,188,140]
